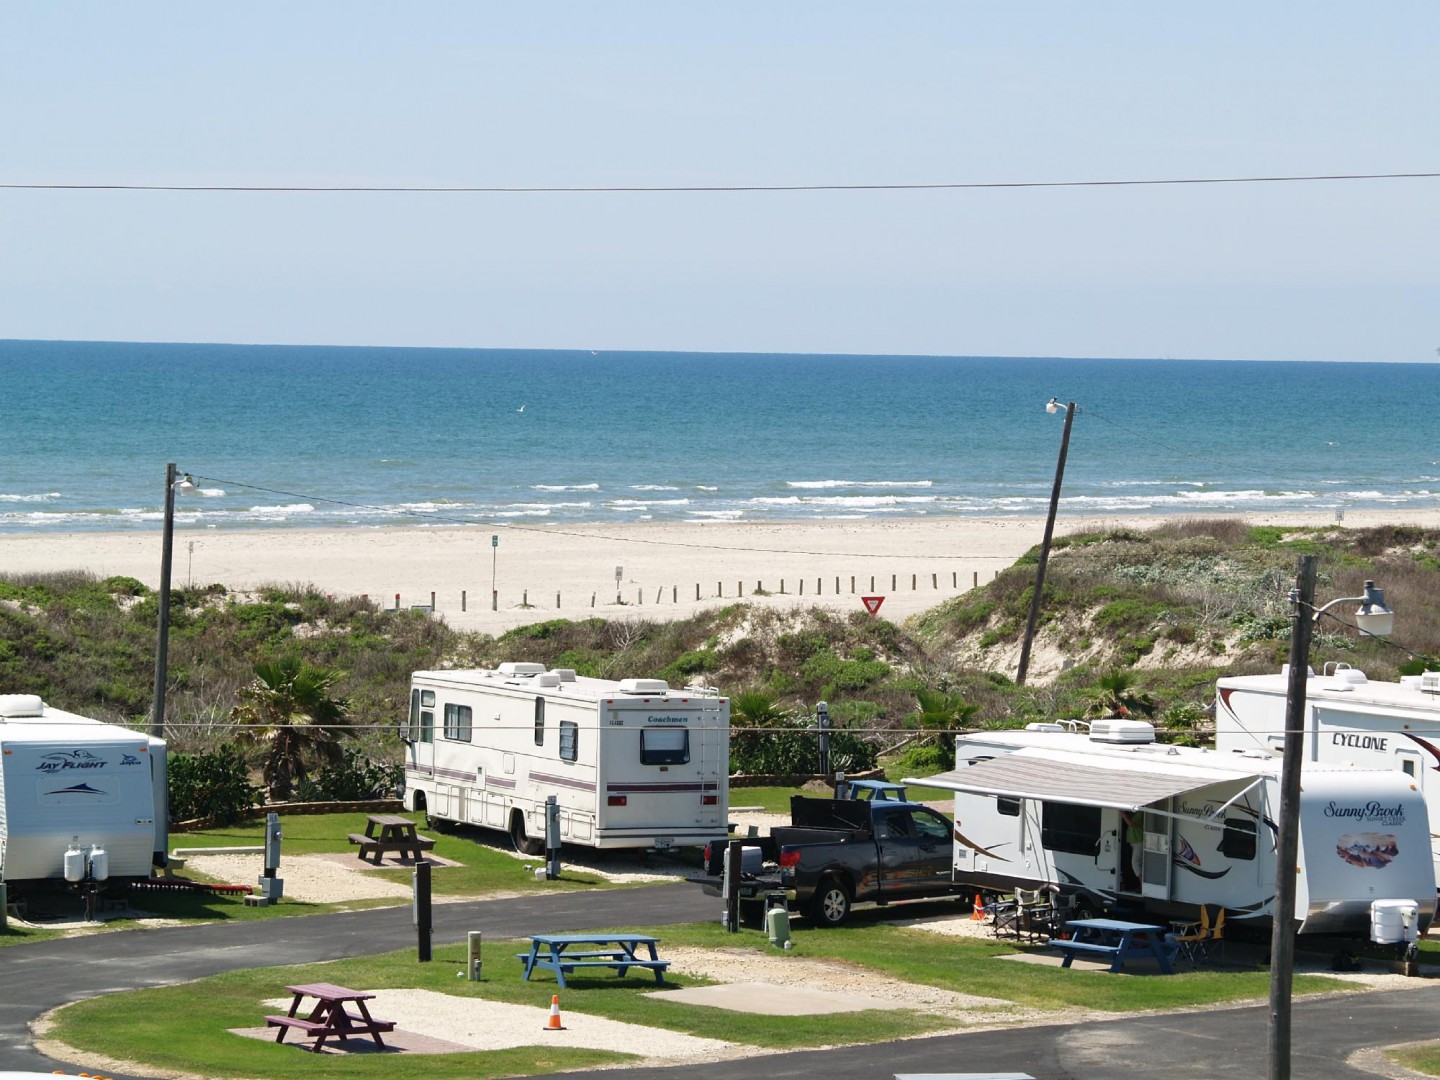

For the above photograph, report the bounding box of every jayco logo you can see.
[36,750,108,773]
[1323,800,1406,827]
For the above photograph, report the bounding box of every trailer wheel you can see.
[808,876,852,927]
[510,812,545,856]
[425,811,453,834]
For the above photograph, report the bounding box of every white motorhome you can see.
[908,718,1436,935]
[400,664,730,854]
[0,694,167,888]
[1216,665,1440,877]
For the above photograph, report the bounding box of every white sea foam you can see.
[786,479,934,489]
[532,483,600,492]
[695,485,719,492]
[0,492,61,502]
[631,484,680,491]
[688,509,746,520]
[608,498,691,507]
[247,503,317,515]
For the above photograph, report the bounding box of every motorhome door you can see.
[1140,806,1172,901]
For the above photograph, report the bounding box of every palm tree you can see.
[1084,668,1157,720]
[730,689,786,728]
[909,689,978,753]
[231,656,351,801]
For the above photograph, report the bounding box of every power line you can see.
[3,171,1437,195]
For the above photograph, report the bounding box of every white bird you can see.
[517,404,526,413]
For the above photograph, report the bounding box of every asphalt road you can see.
[2,886,1435,1080]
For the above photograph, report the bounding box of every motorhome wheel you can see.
[510,813,544,856]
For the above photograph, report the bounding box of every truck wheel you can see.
[511,813,544,856]
[809,877,852,927]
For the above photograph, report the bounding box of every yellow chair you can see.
[1170,904,1225,965]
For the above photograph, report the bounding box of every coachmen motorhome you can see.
[908,718,1436,935]
[1216,665,1440,879]
[400,664,729,854]
[0,694,168,890]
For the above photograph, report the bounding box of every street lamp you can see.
[150,463,196,739]
[1016,399,1076,685]
[1268,556,1392,1080]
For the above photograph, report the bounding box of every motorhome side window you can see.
[443,703,472,742]
[534,697,545,746]
[997,796,1020,817]
[409,688,420,741]
[1218,816,1257,860]
[1040,801,1102,856]
[559,720,578,762]
[420,689,435,744]
[640,728,689,765]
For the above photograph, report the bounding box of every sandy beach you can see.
[2,511,1433,634]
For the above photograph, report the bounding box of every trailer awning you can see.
[912,755,1261,812]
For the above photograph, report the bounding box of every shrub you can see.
[294,746,404,801]
[168,744,262,825]
[729,716,878,775]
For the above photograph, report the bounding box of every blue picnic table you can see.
[1048,917,1174,975]
[517,933,670,988]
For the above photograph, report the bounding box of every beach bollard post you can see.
[933,573,938,589]
[557,592,561,608]
[892,574,897,590]
[462,590,466,612]
[672,585,677,603]
[912,574,917,590]
[851,575,855,593]
[395,593,401,610]
[430,591,436,608]
[816,577,821,594]
[836,576,840,594]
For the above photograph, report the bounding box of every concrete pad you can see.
[654,980,903,1015]
[230,1025,474,1055]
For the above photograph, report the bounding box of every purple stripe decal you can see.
[606,783,710,793]
[487,776,517,789]
[531,771,596,792]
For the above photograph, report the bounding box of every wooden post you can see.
[836,576,840,594]
[717,581,722,597]
[523,589,528,606]
[658,587,664,603]
[780,578,785,593]
[461,590,466,611]
[932,573,937,589]
[430,590,436,608]
[974,571,979,587]
[638,587,643,604]
[850,575,855,593]
[696,583,701,600]
[800,579,804,595]
[816,577,821,594]
[891,574,896,590]
[591,592,596,607]
[395,593,401,610]
[737,580,742,597]
[912,574,917,590]
[557,592,561,608]
[870,575,875,591]
[673,585,677,602]
[952,572,957,588]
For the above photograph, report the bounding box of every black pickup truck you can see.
[701,795,962,926]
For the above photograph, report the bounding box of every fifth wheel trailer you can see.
[0,694,167,889]
[400,664,729,854]
[1216,665,1440,880]
[910,718,1436,935]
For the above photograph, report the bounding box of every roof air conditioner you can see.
[1089,718,1157,744]
[496,662,546,677]
[618,678,669,695]
[0,694,45,718]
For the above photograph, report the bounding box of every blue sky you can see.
[1,4,1435,361]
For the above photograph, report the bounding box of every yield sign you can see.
[861,595,885,615]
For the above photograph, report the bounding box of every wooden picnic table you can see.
[263,981,396,1051]
[517,933,670,989]
[347,814,435,865]
[1048,917,1175,975]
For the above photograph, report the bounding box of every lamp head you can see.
[175,473,198,495]
[1354,580,1394,637]
[1046,397,1062,414]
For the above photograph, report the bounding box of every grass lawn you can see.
[46,917,1352,1080]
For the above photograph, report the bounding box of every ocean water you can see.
[0,340,1436,533]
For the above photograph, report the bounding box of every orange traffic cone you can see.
[971,893,986,921]
[544,993,566,1031]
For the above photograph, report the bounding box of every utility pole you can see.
[1016,401,1075,685]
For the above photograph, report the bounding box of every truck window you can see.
[443,703,472,742]
[1040,802,1101,856]
[640,728,689,765]
[559,720,578,762]
[419,689,435,744]
[912,809,952,840]
[534,697,545,746]
[880,812,912,838]
[1218,817,1257,860]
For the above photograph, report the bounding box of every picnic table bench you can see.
[517,933,670,989]
[263,981,396,1052]
[347,814,435,864]
[1048,917,1175,975]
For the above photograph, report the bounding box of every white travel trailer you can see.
[1216,665,1440,877]
[0,694,167,888]
[909,718,1436,935]
[400,664,730,854]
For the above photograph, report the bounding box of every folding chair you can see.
[1170,904,1225,966]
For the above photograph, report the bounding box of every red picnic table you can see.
[263,981,396,1052]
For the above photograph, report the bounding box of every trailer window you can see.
[640,728,689,765]
[559,720,578,762]
[444,703,472,742]
[1040,802,1101,856]
[419,690,435,744]
[534,697,545,746]
[408,689,420,741]
[1218,817,1257,860]
[997,796,1020,817]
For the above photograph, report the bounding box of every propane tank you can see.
[88,845,109,882]
[765,892,791,948]
[63,838,86,882]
